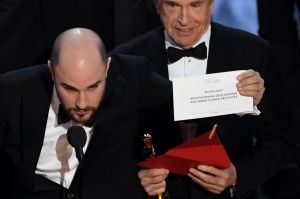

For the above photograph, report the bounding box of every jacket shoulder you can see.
[0,64,49,83]
[109,54,152,73]
[112,27,164,55]
[211,22,269,48]
[0,64,51,94]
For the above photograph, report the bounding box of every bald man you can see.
[0,28,173,199]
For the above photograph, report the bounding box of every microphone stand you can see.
[67,126,87,199]
[76,146,84,199]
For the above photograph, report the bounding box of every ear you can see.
[106,57,112,78]
[48,60,55,80]
[209,0,215,16]
[154,0,161,15]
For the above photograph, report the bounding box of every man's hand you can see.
[138,169,169,196]
[187,163,237,194]
[236,69,265,106]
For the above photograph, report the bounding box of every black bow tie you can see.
[167,42,207,64]
[57,104,71,125]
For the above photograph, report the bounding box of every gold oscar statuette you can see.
[142,134,171,199]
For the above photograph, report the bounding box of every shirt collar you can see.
[164,25,211,50]
[51,86,60,119]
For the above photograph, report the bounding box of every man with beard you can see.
[0,28,173,199]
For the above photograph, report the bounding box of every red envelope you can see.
[137,131,231,175]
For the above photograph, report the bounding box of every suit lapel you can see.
[144,27,169,78]
[21,66,53,189]
[207,22,235,74]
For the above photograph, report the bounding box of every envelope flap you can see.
[166,145,230,169]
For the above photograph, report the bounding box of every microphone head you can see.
[67,126,87,148]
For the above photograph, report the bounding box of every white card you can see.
[172,70,253,121]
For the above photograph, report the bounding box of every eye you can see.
[88,82,101,90]
[192,3,201,8]
[88,84,98,90]
[165,1,178,8]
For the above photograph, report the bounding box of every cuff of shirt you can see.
[236,106,260,117]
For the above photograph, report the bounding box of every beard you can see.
[67,106,97,125]
[58,88,105,126]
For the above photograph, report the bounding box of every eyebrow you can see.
[60,80,102,91]
[164,0,204,5]
[87,80,102,89]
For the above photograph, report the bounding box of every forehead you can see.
[57,61,105,77]
[54,56,106,88]
[58,41,104,70]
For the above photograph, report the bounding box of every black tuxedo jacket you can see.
[0,54,172,199]
[112,23,296,198]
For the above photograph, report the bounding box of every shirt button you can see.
[67,193,74,198]
[188,59,191,63]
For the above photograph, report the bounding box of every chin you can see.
[71,115,91,124]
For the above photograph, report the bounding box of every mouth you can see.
[73,110,91,118]
[68,106,96,123]
[175,27,193,35]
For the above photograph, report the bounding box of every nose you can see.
[75,92,87,110]
[178,7,190,25]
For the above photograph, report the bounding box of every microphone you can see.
[67,126,87,164]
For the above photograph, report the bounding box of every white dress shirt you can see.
[35,88,94,188]
[165,26,211,81]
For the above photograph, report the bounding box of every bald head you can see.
[50,28,107,66]
[48,28,110,125]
